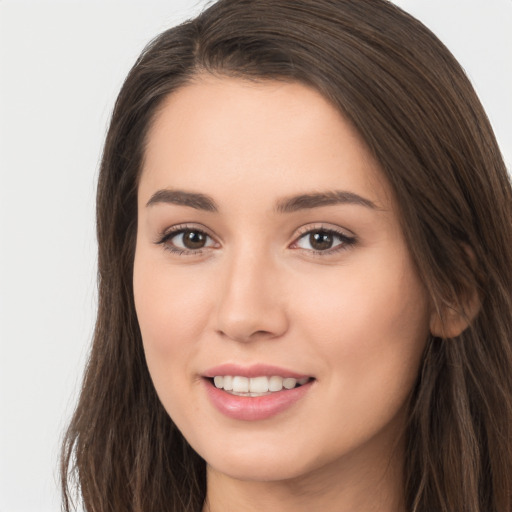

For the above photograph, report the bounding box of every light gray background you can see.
[0,1,511,511]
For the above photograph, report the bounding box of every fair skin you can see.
[133,76,434,512]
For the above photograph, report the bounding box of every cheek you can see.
[133,253,212,354]
[292,250,430,403]
[296,254,428,341]
[132,246,216,416]
[283,256,430,459]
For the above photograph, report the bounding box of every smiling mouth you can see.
[208,375,314,397]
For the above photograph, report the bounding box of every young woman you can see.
[61,1,512,511]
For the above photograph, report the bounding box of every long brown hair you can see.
[61,1,512,510]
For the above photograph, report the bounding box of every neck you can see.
[202,434,406,512]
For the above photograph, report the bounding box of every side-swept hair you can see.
[61,1,512,510]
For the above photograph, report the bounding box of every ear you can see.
[429,287,481,339]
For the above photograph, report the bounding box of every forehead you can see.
[140,75,393,212]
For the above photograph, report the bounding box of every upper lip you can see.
[203,363,312,379]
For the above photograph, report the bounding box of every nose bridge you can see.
[215,242,288,342]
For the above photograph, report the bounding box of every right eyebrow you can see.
[146,189,218,212]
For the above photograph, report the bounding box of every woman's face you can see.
[134,76,432,483]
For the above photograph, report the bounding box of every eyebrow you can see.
[146,189,218,211]
[275,191,378,213]
[145,188,378,212]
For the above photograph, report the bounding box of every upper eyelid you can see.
[293,223,356,239]
[158,223,217,241]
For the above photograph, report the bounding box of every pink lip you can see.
[203,363,310,379]
[202,364,315,421]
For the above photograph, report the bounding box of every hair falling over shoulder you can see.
[61,1,512,511]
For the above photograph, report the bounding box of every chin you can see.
[209,455,309,482]
[194,436,322,482]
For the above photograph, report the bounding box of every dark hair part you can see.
[61,1,512,510]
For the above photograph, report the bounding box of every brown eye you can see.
[159,227,216,254]
[309,231,333,251]
[294,228,356,253]
[182,229,208,249]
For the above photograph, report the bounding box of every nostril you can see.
[216,328,275,342]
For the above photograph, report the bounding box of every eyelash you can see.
[155,224,217,256]
[291,224,357,255]
[155,224,357,257]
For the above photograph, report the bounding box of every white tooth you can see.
[223,375,233,391]
[298,377,309,385]
[268,376,283,392]
[232,376,249,393]
[249,376,269,393]
[213,376,224,388]
[283,377,297,390]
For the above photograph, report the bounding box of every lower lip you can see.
[203,379,314,421]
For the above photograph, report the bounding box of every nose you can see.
[215,248,289,343]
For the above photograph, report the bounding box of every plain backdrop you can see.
[0,1,511,511]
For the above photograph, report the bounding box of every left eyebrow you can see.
[275,191,379,213]
[145,189,218,211]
